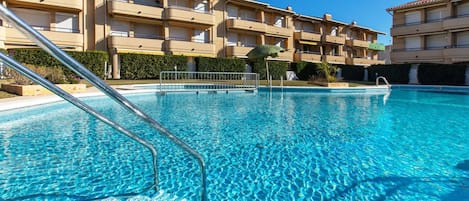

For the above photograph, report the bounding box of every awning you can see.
[299,41,318,46]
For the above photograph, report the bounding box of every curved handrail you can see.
[0,5,207,201]
[376,76,390,89]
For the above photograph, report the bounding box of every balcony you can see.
[346,39,369,48]
[226,46,254,58]
[109,36,165,54]
[443,16,469,30]
[391,21,442,36]
[391,49,444,63]
[323,55,346,64]
[167,40,215,57]
[266,25,291,38]
[294,52,322,63]
[226,19,266,33]
[294,31,321,42]
[346,57,384,66]
[444,46,469,63]
[369,43,385,51]
[107,1,164,21]
[5,27,83,49]
[165,7,215,26]
[271,50,293,61]
[323,35,345,44]
[8,0,82,10]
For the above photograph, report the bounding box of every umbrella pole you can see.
[265,59,270,87]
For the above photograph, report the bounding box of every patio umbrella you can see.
[246,45,285,85]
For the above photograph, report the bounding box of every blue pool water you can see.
[1,89,469,200]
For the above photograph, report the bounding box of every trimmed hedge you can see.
[10,49,109,78]
[119,53,187,79]
[367,64,411,84]
[338,65,365,81]
[197,57,246,72]
[294,61,318,80]
[418,63,467,85]
[252,60,288,80]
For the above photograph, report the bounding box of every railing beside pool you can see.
[0,5,207,201]
[159,71,259,93]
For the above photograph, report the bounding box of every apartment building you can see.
[388,0,469,64]
[0,0,385,79]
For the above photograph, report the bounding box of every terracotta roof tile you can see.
[387,0,447,11]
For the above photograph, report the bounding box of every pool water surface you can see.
[1,90,469,200]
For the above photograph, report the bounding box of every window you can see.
[275,38,286,48]
[168,0,189,7]
[134,23,159,39]
[11,8,50,31]
[193,0,208,13]
[330,26,338,36]
[426,7,446,22]
[110,20,129,37]
[426,34,446,49]
[55,12,78,33]
[367,35,373,42]
[239,9,256,21]
[457,2,469,17]
[227,5,238,19]
[134,0,160,6]
[405,36,421,50]
[240,35,256,47]
[169,26,189,41]
[456,31,469,47]
[303,22,314,33]
[227,33,237,46]
[405,11,421,25]
[274,16,284,28]
[193,29,208,43]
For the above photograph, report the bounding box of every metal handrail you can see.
[0,5,207,201]
[376,76,390,89]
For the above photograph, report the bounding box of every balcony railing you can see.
[323,35,345,44]
[346,39,369,48]
[8,0,82,10]
[294,31,321,42]
[165,6,214,26]
[225,46,254,58]
[166,39,215,57]
[108,36,165,53]
[323,54,346,64]
[294,51,322,62]
[346,57,384,66]
[226,18,266,33]
[5,26,83,49]
[107,0,164,21]
[266,25,291,37]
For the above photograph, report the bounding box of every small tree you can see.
[316,62,337,83]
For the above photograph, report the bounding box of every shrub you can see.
[367,64,411,84]
[339,65,364,81]
[294,61,318,80]
[5,64,72,85]
[252,60,288,80]
[197,57,246,72]
[315,62,337,82]
[119,53,187,79]
[10,49,109,78]
[418,63,466,85]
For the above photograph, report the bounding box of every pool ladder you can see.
[0,5,207,201]
[376,76,391,90]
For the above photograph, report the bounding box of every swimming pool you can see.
[1,89,469,200]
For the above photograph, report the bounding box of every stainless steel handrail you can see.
[0,5,207,201]
[0,52,160,191]
[376,76,391,89]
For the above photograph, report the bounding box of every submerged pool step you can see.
[100,190,187,201]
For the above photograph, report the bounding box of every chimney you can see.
[324,13,332,21]
[286,6,292,11]
[351,21,357,26]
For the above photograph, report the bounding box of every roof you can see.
[387,0,447,11]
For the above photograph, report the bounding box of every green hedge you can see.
[252,60,288,80]
[119,53,187,79]
[338,65,364,81]
[367,64,411,84]
[418,63,467,85]
[196,57,246,72]
[10,49,109,78]
[293,61,318,80]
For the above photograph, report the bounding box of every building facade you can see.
[388,0,469,64]
[0,0,385,79]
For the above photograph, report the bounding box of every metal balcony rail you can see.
[159,71,258,93]
[0,5,207,201]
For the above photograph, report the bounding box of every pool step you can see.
[100,190,187,201]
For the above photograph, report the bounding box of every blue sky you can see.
[258,0,412,45]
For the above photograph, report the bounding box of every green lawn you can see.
[0,90,17,99]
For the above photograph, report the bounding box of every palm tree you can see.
[316,61,337,83]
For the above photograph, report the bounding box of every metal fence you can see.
[159,71,259,93]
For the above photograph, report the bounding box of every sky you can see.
[257,0,412,45]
